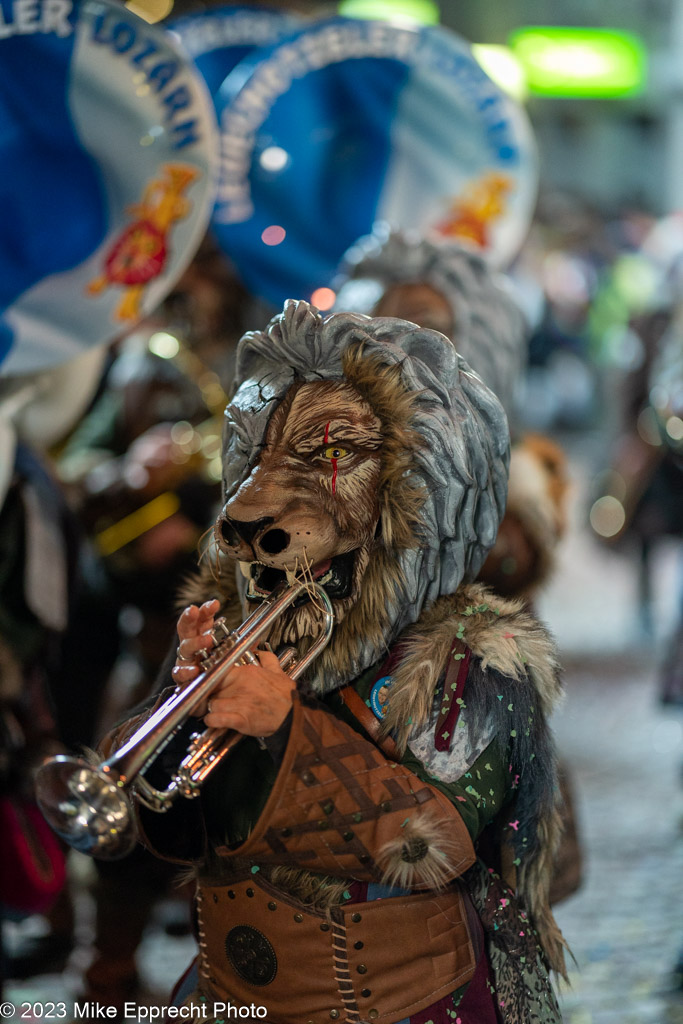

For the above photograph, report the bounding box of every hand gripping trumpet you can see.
[35,580,334,860]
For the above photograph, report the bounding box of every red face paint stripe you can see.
[323,421,337,493]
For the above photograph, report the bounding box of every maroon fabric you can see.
[347,880,369,901]
[0,797,66,915]
[434,642,471,752]
[446,945,500,1024]
[410,996,453,1024]
[410,945,499,1024]
[369,646,404,691]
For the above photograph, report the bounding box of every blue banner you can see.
[0,0,219,375]
[169,5,298,103]
[211,17,537,307]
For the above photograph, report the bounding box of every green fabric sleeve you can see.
[399,738,510,842]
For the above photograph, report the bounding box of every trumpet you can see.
[35,580,334,861]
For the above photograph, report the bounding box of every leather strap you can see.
[339,684,400,761]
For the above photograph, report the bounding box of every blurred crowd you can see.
[1,184,682,1010]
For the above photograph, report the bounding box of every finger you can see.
[177,604,201,640]
[204,706,287,735]
[196,599,220,628]
[204,691,251,726]
[204,684,293,735]
[204,707,249,733]
[177,632,213,661]
[172,663,201,685]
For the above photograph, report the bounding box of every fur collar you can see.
[382,580,563,749]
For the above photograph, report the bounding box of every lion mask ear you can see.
[368,317,459,382]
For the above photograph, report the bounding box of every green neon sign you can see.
[337,0,440,25]
[508,27,646,97]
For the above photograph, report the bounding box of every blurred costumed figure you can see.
[0,352,115,985]
[590,275,683,703]
[47,238,254,1009]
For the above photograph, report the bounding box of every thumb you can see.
[256,648,285,672]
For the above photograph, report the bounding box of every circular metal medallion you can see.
[225,925,277,986]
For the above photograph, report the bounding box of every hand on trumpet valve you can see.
[172,599,295,738]
[203,647,295,739]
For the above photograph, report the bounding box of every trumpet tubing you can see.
[35,580,334,859]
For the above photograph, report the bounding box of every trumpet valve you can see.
[210,617,232,646]
[277,646,298,673]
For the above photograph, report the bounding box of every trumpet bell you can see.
[36,755,137,861]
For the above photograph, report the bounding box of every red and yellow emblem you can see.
[87,163,199,321]
[435,171,513,250]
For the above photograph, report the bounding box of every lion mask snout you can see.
[213,380,384,622]
[215,496,345,570]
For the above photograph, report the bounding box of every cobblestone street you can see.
[3,455,683,1023]
[539,457,683,1024]
[552,650,683,1024]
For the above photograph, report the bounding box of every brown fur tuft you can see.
[176,553,243,630]
[377,813,468,892]
[192,852,349,912]
[479,435,569,599]
[518,804,571,980]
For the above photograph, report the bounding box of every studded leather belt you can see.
[195,875,476,1024]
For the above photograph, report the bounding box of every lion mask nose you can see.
[219,516,291,556]
[220,515,272,547]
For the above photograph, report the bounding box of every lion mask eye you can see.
[322,445,349,460]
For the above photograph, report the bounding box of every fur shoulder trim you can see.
[382,582,569,978]
[382,581,562,750]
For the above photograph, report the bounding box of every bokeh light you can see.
[338,0,439,25]
[589,495,626,538]
[310,288,336,311]
[148,331,180,359]
[665,415,683,442]
[261,225,286,246]
[472,44,528,101]
[260,147,290,173]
